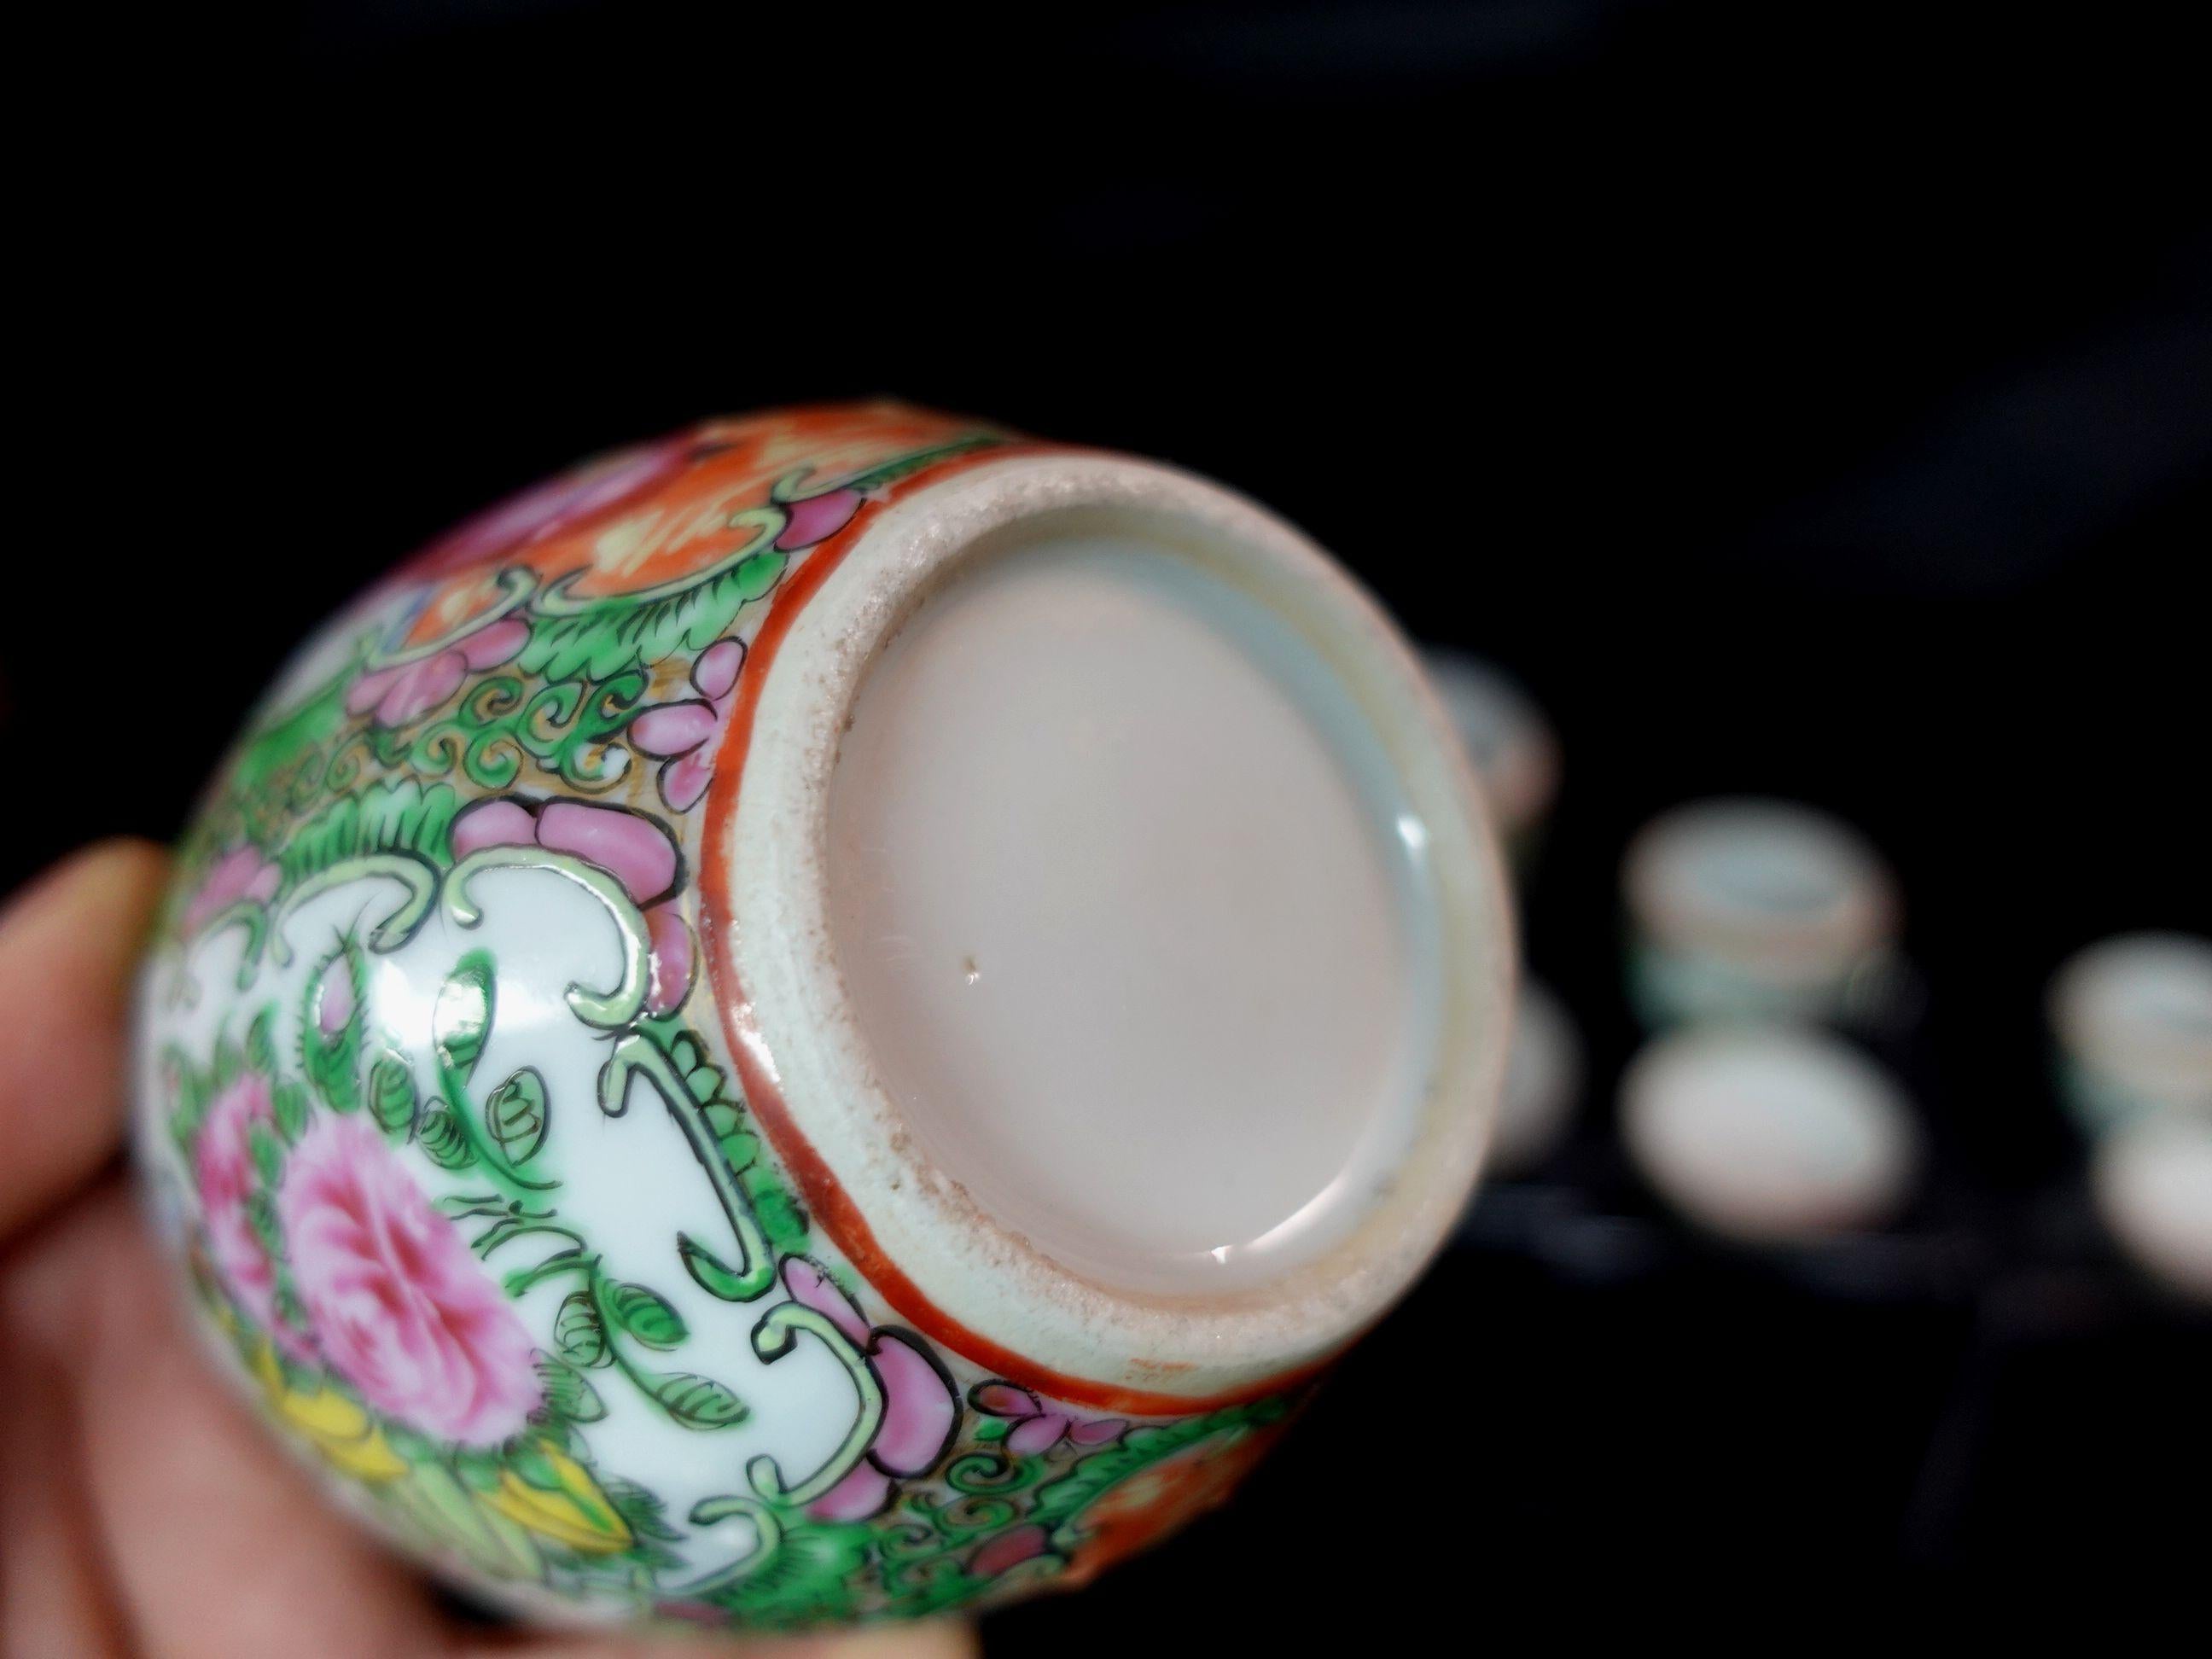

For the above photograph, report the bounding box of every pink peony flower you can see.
[181,844,280,934]
[777,1257,960,1522]
[449,795,695,1014]
[346,613,528,730]
[195,1076,288,1338]
[969,1382,1126,1456]
[628,637,746,812]
[278,1115,539,1445]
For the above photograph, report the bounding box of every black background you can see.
[9,0,2209,1640]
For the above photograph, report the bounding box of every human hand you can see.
[0,841,975,1659]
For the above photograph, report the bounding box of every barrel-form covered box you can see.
[131,405,1511,1631]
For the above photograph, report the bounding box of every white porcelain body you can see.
[130,405,1511,1630]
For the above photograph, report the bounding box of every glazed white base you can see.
[720,453,1513,1397]
[827,525,1435,1296]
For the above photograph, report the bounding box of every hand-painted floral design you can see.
[629,637,744,812]
[136,405,1302,1633]
[347,610,528,729]
[278,1114,540,1445]
[772,485,865,551]
[181,843,278,934]
[193,1075,288,1340]
[451,795,677,902]
[970,1382,1126,1455]
[477,1441,636,1555]
[779,1257,960,1521]
[248,1339,408,1482]
[450,794,695,1013]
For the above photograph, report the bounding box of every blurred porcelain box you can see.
[1623,798,1901,1031]
[1620,1023,1922,1243]
[2049,932,2212,1137]
[131,405,1512,1632]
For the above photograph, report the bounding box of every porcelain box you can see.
[131,405,1511,1631]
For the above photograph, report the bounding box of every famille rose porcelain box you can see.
[131,405,1512,1632]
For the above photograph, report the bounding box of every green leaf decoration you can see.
[535,1356,607,1423]
[749,1185,811,1260]
[384,1462,544,1581]
[417,1105,475,1171]
[646,1371,747,1430]
[605,1282,686,1349]
[456,1449,504,1493]
[244,1190,282,1263]
[554,1290,609,1369]
[602,1476,681,1543]
[271,1080,309,1143]
[436,1190,510,1220]
[483,1068,549,1165]
[645,1014,812,1260]
[521,548,791,683]
[506,1441,568,1493]
[272,1284,308,1334]
[713,1519,875,1624]
[229,650,359,817]
[247,1122,284,1187]
[368,1051,419,1134]
[677,1232,755,1301]
[278,780,461,892]
[244,1005,277,1074]
[299,943,366,1113]
[434,952,495,1078]
[164,1048,214,1150]
[212,1036,244,1091]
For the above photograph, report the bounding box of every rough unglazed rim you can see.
[698,451,1515,1411]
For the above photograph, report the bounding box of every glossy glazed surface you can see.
[129,405,1500,1632]
[828,527,1434,1295]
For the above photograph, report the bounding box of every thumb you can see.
[0,839,169,1245]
